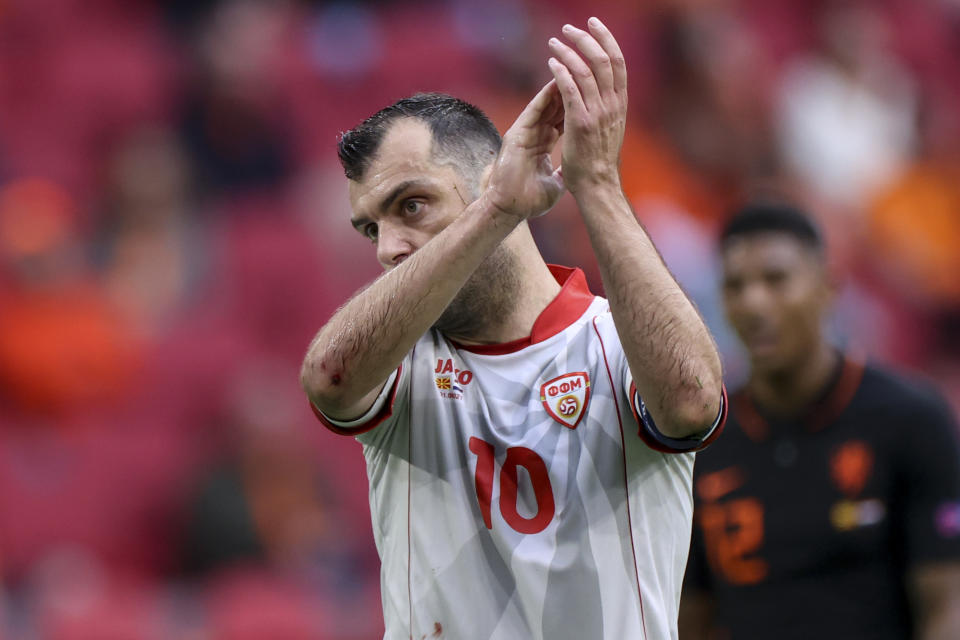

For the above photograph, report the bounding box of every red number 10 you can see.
[468,436,556,534]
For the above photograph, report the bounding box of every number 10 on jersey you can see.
[468,436,556,534]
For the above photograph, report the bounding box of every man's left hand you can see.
[547,18,628,197]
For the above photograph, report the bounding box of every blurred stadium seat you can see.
[0,0,958,636]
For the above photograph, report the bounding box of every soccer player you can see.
[300,18,726,640]
[681,203,960,639]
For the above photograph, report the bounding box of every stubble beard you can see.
[433,243,521,341]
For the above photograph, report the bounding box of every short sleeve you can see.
[593,309,727,454]
[310,357,410,436]
[897,386,960,565]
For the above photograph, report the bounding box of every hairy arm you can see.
[574,181,722,436]
[301,82,566,420]
[301,196,516,419]
[547,19,722,437]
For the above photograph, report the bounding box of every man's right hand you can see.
[483,81,567,223]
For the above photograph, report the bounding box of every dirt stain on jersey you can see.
[418,622,443,640]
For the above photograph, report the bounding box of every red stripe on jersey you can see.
[593,318,648,640]
[310,364,403,435]
[735,352,865,442]
[407,433,413,640]
[407,348,416,639]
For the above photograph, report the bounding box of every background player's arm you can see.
[912,563,960,640]
[899,386,960,640]
[300,82,566,421]
[547,19,722,438]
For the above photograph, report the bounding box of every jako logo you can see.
[435,359,474,386]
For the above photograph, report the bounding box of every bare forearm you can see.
[576,185,722,437]
[301,194,516,416]
[543,19,721,436]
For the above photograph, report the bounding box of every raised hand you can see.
[483,80,567,223]
[547,18,628,196]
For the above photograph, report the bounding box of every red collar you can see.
[734,352,865,442]
[452,265,595,355]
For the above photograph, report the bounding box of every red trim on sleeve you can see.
[452,265,595,355]
[591,318,648,635]
[631,382,728,454]
[309,364,403,435]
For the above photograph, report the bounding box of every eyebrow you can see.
[350,179,427,230]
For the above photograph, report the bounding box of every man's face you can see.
[721,233,831,375]
[348,119,473,270]
[346,117,514,339]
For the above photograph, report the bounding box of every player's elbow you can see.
[658,378,724,439]
[299,351,349,411]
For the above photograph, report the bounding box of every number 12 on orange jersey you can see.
[468,437,556,534]
[698,498,768,585]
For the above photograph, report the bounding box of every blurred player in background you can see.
[681,203,960,639]
[301,18,726,640]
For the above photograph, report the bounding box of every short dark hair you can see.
[720,202,824,253]
[337,93,502,192]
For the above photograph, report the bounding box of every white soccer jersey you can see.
[313,266,725,640]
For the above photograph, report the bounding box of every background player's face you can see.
[721,233,832,376]
[348,119,475,270]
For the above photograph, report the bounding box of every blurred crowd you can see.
[0,0,957,637]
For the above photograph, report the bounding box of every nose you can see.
[726,281,765,321]
[728,280,776,331]
[738,280,772,313]
[375,220,413,268]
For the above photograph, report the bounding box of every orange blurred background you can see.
[0,0,958,637]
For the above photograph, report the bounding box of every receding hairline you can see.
[352,116,495,191]
[346,118,470,182]
[338,92,502,187]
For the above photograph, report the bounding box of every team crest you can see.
[830,440,873,497]
[540,372,590,429]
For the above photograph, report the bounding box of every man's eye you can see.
[764,271,787,287]
[723,278,743,294]
[402,200,423,215]
[364,223,378,242]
